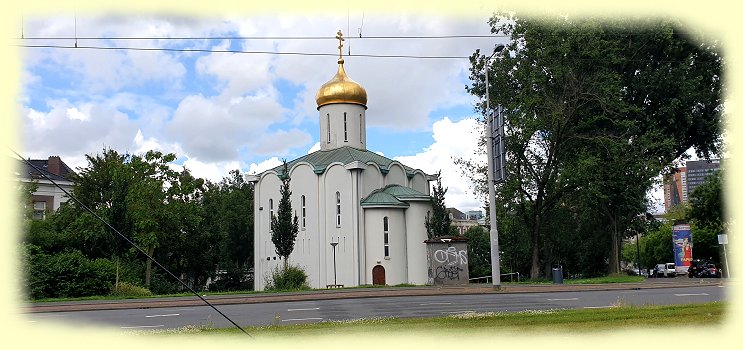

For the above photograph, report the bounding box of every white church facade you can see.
[249,33,434,290]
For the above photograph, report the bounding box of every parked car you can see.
[688,259,722,278]
[653,263,676,278]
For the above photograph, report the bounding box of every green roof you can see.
[269,146,419,176]
[361,184,431,208]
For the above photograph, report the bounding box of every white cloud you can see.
[248,157,283,175]
[395,117,484,212]
[182,158,243,183]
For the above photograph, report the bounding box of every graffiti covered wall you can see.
[426,238,469,285]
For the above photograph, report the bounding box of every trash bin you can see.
[552,266,563,284]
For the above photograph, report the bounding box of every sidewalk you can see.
[24,278,722,313]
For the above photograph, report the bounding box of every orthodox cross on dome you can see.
[336,30,344,63]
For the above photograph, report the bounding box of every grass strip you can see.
[140,302,723,338]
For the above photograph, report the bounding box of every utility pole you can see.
[485,44,505,290]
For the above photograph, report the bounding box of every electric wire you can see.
[11,147,253,339]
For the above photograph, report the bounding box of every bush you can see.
[22,244,116,299]
[265,264,309,291]
[111,281,153,297]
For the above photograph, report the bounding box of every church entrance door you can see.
[372,265,385,285]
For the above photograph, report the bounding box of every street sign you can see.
[718,234,728,245]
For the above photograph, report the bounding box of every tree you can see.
[202,169,255,290]
[467,14,724,278]
[688,171,723,231]
[463,226,491,278]
[424,172,452,239]
[270,161,299,268]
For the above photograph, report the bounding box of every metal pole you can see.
[636,232,641,276]
[485,45,504,290]
[331,241,338,286]
[722,244,729,278]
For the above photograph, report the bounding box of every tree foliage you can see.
[425,172,452,239]
[466,14,724,278]
[270,161,299,268]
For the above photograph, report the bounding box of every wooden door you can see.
[372,265,385,285]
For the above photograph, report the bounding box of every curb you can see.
[24,280,722,313]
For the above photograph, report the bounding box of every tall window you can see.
[359,113,363,144]
[301,195,306,229]
[383,216,389,258]
[269,199,274,232]
[336,191,341,227]
[343,112,348,142]
[33,201,46,220]
[326,113,331,143]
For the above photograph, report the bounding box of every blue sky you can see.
[18,13,506,212]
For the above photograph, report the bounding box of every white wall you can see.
[287,163,320,288]
[405,201,432,285]
[385,163,407,187]
[254,173,282,291]
[318,104,367,151]
[409,172,428,195]
[323,164,356,286]
[364,208,407,285]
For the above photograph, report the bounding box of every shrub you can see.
[111,281,153,297]
[265,264,309,291]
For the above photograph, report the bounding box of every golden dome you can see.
[315,59,368,109]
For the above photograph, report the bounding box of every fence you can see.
[468,272,520,284]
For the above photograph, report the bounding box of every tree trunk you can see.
[115,256,120,289]
[145,246,155,286]
[608,215,620,274]
[530,214,541,279]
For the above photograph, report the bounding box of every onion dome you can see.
[315,58,368,109]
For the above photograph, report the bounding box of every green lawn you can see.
[141,302,723,338]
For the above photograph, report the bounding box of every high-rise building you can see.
[663,159,720,212]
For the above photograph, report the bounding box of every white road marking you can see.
[441,310,476,314]
[619,291,647,294]
[674,293,709,297]
[287,307,320,312]
[120,325,165,329]
[281,317,323,322]
[584,306,614,309]
[145,313,180,318]
[547,298,578,301]
[419,302,452,306]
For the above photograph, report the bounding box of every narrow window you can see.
[360,113,363,143]
[301,195,306,229]
[343,112,348,142]
[269,199,274,225]
[326,113,331,143]
[383,216,389,257]
[336,191,341,227]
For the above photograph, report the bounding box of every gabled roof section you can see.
[361,184,431,208]
[17,158,75,182]
[269,146,420,176]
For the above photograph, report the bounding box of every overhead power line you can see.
[17,34,507,41]
[17,44,471,59]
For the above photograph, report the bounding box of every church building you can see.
[249,32,434,290]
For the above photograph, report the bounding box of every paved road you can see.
[24,283,724,331]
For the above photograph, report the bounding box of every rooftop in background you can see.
[17,156,76,182]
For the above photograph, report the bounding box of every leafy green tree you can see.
[688,171,723,231]
[425,172,452,239]
[467,14,723,278]
[463,226,491,278]
[202,169,255,290]
[270,161,299,269]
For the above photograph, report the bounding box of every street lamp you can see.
[330,241,339,287]
[485,43,505,290]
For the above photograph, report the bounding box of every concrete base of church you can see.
[425,237,469,285]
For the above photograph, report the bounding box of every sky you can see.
[15,11,700,214]
[17,13,511,213]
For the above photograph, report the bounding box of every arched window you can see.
[359,113,363,144]
[336,191,341,227]
[326,113,331,143]
[301,195,306,229]
[383,216,390,258]
[343,112,348,142]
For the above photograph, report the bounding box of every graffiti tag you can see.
[435,264,464,280]
[433,246,468,265]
